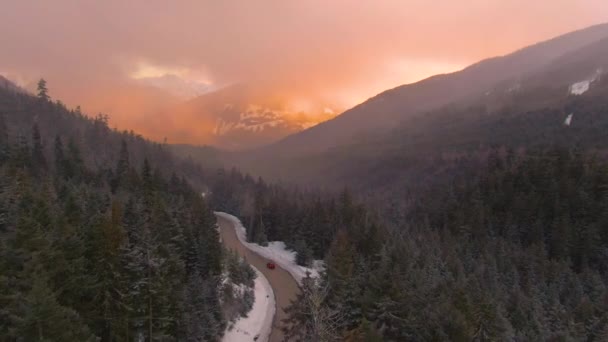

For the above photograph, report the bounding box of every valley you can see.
[2,4,608,341]
[217,214,299,342]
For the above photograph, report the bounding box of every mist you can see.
[1,0,606,143]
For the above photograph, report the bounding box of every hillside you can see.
[210,144,608,341]
[0,80,234,340]
[254,23,608,157]
[228,24,608,193]
[0,75,25,94]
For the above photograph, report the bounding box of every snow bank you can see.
[223,266,275,342]
[215,212,324,284]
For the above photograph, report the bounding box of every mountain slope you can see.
[0,75,25,94]
[0,84,230,340]
[225,23,608,186]
[260,22,608,158]
[157,84,335,150]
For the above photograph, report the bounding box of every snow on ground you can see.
[564,113,573,126]
[570,68,603,95]
[223,266,275,342]
[215,212,324,284]
[570,80,591,95]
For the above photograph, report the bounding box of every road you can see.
[216,214,300,342]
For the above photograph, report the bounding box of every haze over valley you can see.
[2,2,608,341]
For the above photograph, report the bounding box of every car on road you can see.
[266,262,276,269]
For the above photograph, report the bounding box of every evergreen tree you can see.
[31,124,46,171]
[37,79,50,101]
[0,114,8,163]
[113,140,130,191]
[283,274,341,342]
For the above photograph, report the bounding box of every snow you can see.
[223,266,275,342]
[570,81,591,95]
[215,212,324,284]
[569,68,603,95]
[213,108,287,135]
[564,113,573,126]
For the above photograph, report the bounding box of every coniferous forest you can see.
[3,76,608,340]
[0,84,228,340]
[213,147,608,341]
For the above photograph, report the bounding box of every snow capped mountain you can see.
[213,105,289,136]
[208,101,325,150]
[157,84,336,149]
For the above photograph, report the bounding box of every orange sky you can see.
[1,1,607,142]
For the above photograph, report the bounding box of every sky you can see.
[1,1,607,142]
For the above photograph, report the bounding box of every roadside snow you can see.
[215,212,324,284]
[223,266,275,342]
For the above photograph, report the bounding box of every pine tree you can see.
[283,274,341,342]
[37,79,50,101]
[65,138,84,181]
[295,239,314,266]
[113,140,130,191]
[18,275,96,341]
[0,114,9,163]
[31,124,47,172]
[53,135,65,175]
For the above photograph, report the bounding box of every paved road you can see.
[217,214,300,342]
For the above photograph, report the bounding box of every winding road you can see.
[217,214,300,342]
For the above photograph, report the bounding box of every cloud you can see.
[1,0,606,142]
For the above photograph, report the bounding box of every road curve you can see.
[216,214,300,342]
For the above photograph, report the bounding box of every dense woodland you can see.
[0,82,245,341]
[209,78,608,341]
[214,147,608,341]
[3,74,608,341]
[211,169,381,266]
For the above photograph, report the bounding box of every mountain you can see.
[161,84,335,150]
[257,23,608,158]
[230,23,608,186]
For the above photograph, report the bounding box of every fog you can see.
[1,0,606,142]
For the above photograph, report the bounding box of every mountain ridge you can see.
[258,22,608,157]
[210,23,608,190]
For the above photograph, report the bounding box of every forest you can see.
[175,74,608,340]
[3,78,608,341]
[0,82,261,341]
[214,146,608,341]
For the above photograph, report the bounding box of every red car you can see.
[266,262,276,270]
